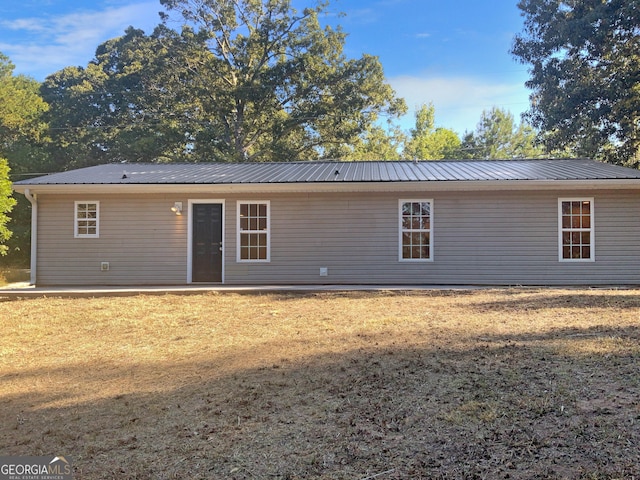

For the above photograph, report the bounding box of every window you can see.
[237,201,270,261]
[400,200,433,261]
[74,201,99,238]
[559,198,594,261]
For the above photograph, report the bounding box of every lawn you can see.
[1,289,639,479]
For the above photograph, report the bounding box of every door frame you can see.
[187,199,226,284]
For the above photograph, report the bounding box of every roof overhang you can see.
[12,178,640,196]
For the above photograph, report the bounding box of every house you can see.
[11,158,640,286]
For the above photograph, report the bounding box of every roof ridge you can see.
[106,157,590,166]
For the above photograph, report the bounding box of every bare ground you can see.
[1,289,639,479]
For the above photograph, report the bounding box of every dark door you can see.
[192,203,223,282]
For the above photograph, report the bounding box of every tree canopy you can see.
[43,0,406,164]
[459,107,544,159]
[0,157,15,255]
[346,124,406,160]
[0,53,48,156]
[0,53,47,256]
[42,27,195,168]
[404,103,461,160]
[158,0,407,161]
[512,0,640,165]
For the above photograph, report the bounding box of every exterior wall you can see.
[33,188,640,286]
[224,189,640,285]
[36,194,188,285]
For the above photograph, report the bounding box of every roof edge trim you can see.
[13,178,640,195]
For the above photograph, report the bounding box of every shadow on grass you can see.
[479,324,640,345]
[2,325,639,480]
[470,291,640,311]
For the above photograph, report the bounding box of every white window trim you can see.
[558,197,595,262]
[398,199,434,262]
[236,201,271,263]
[74,201,100,238]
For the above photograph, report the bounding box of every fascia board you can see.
[12,179,640,195]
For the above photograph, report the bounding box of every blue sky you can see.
[0,0,531,135]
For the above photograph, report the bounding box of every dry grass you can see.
[1,288,640,479]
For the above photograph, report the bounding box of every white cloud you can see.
[4,18,50,34]
[342,8,379,25]
[0,1,160,79]
[388,74,531,134]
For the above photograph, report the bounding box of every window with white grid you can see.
[399,200,433,261]
[237,201,270,262]
[74,201,99,238]
[559,198,594,261]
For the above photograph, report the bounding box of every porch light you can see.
[171,202,183,215]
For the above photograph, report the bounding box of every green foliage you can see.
[0,53,49,153]
[459,107,544,159]
[404,103,461,160]
[158,0,407,162]
[0,158,16,255]
[0,53,50,261]
[42,27,194,168]
[0,53,51,175]
[346,125,406,160]
[347,104,544,161]
[512,0,640,165]
[44,0,406,164]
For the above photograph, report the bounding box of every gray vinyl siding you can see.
[223,190,640,285]
[36,194,188,285]
[33,189,640,286]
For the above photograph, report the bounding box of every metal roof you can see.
[14,159,640,186]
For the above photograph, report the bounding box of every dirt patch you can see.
[1,289,640,479]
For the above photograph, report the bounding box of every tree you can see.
[459,107,544,159]
[346,125,406,160]
[404,103,460,160]
[0,158,15,255]
[0,53,49,155]
[158,0,406,161]
[512,0,640,165]
[44,0,405,164]
[42,27,195,168]
[0,53,48,259]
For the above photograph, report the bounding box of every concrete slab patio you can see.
[0,282,494,299]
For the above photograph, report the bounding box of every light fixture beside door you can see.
[171,202,183,215]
